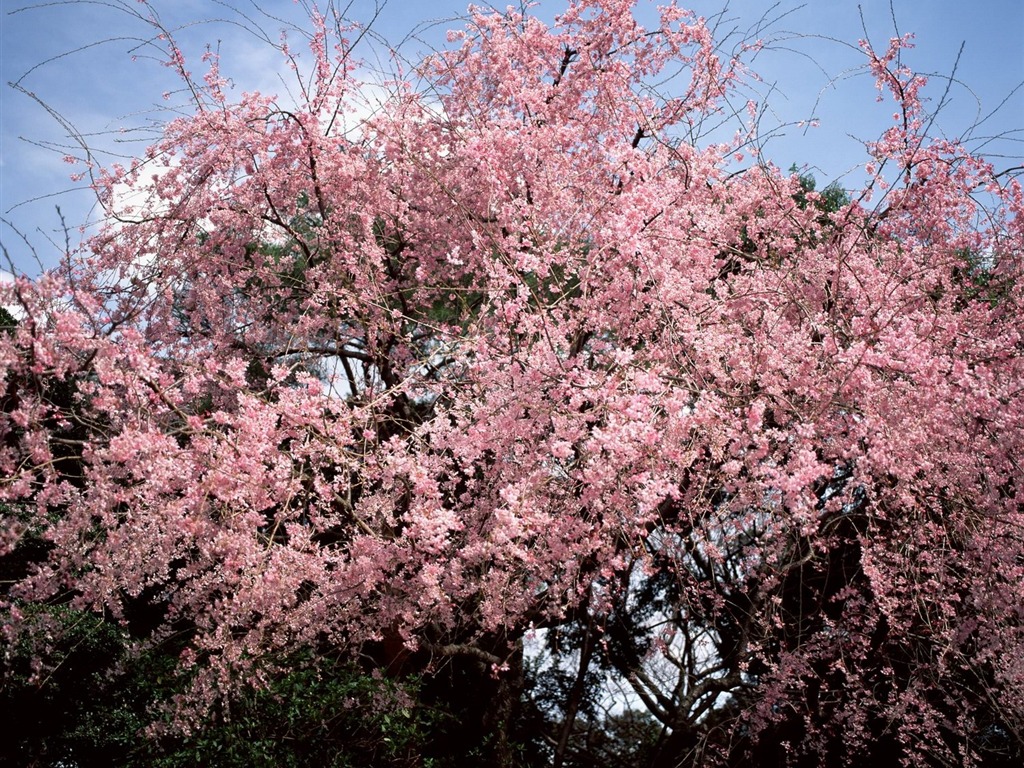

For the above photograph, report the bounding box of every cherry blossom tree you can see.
[2,1,1022,765]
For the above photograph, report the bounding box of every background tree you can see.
[2,2,1022,766]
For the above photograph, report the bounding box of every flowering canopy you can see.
[2,1,1022,764]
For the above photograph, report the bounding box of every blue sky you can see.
[2,0,1021,275]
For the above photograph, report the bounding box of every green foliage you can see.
[151,656,436,768]
[790,165,850,214]
[564,710,663,768]
[0,605,441,767]
[951,247,1014,307]
[0,305,17,335]
[1,603,147,767]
